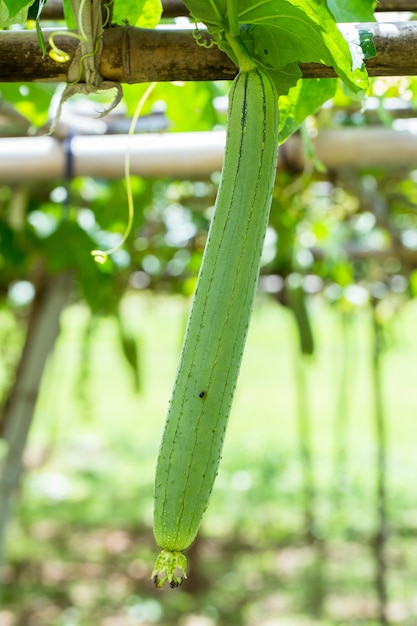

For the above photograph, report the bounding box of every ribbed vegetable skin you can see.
[152,68,279,586]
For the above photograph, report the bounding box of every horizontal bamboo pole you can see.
[162,0,417,12]
[164,0,417,13]
[0,127,416,182]
[376,0,417,9]
[1,22,417,84]
[38,0,417,20]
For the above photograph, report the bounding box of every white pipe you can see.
[314,127,417,169]
[1,127,417,183]
[1,136,65,181]
[0,132,226,182]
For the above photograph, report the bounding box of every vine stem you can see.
[91,81,157,263]
[48,0,89,63]
[293,352,316,542]
[224,31,256,71]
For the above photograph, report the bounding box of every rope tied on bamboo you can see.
[49,0,123,134]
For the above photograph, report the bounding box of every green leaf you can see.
[278,78,337,143]
[123,81,218,131]
[0,83,55,126]
[184,0,369,94]
[63,0,76,29]
[156,82,218,131]
[136,0,162,27]
[27,0,40,19]
[1,0,31,18]
[238,0,369,93]
[0,0,31,25]
[258,62,303,98]
[34,17,46,56]
[113,0,162,27]
[43,221,118,314]
[327,0,376,22]
[113,0,141,25]
[28,0,47,56]
[181,0,225,28]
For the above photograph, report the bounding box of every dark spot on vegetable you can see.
[264,48,269,56]
[199,390,207,398]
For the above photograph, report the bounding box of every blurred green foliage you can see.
[1,33,417,626]
[2,296,417,625]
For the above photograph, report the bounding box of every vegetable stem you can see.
[224,32,256,71]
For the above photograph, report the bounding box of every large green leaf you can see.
[1,0,31,17]
[239,0,369,92]
[184,0,369,95]
[0,0,31,25]
[327,0,376,22]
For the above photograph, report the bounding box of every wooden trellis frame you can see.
[1,3,417,179]
[35,0,417,20]
[1,1,417,83]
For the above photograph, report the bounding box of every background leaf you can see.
[112,0,162,27]
[0,83,55,126]
[135,0,162,27]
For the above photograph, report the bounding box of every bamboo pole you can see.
[376,0,417,9]
[38,0,417,20]
[162,0,417,12]
[2,126,417,183]
[0,272,71,596]
[1,22,417,83]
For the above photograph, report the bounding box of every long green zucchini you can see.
[152,66,279,587]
